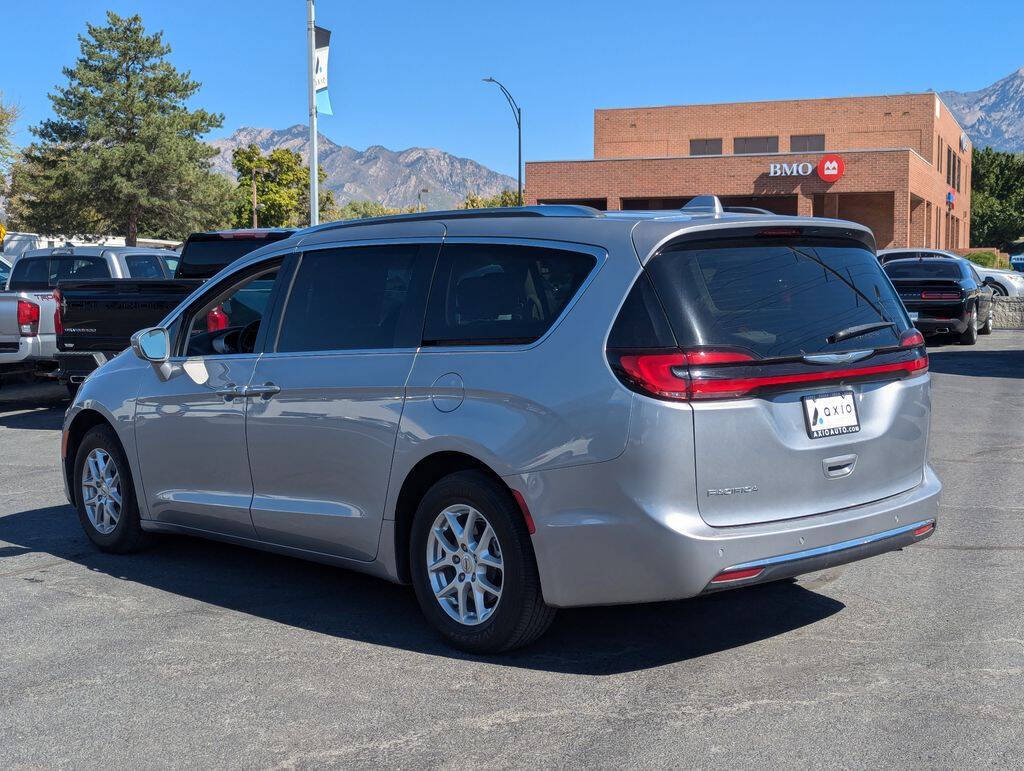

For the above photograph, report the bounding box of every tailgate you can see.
[57,279,199,352]
[644,235,929,528]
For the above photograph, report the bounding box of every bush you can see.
[964,250,1008,269]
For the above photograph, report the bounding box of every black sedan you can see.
[883,256,995,345]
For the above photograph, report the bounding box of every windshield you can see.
[884,260,961,279]
[647,238,909,358]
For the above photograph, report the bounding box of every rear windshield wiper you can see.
[826,321,896,345]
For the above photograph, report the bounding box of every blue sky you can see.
[2,0,1021,177]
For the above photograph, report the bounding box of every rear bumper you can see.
[906,304,970,335]
[513,463,941,608]
[914,318,969,335]
[0,334,57,371]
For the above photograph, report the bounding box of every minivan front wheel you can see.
[74,426,149,553]
[410,471,555,652]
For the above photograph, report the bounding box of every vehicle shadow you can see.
[0,504,844,675]
[927,348,1024,378]
[0,406,66,431]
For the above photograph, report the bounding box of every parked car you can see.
[1010,254,1024,273]
[55,229,294,390]
[879,248,1024,297]
[0,246,171,385]
[0,255,11,288]
[883,255,995,344]
[62,200,940,652]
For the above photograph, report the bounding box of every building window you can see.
[956,154,962,192]
[937,138,942,171]
[689,138,722,156]
[734,136,779,155]
[946,148,953,186]
[790,134,825,152]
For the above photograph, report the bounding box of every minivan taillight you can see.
[610,346,928,401]
[17,299,40,337]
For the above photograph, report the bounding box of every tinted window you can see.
[9,258,50,289]
[791,134,825,152]
[0,261,9,288]
[125,254,166,278]
[177,234,289,279]
[884,260,961,279]
[608,274,676,349]
[184,267,280,357]
[648,239,909,358]
[276,244,435,352]
[734,136,779,154]
[54,257,110,282]
[689,138,722,156]
[424,243,595,345]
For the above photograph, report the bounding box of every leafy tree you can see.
[6,12,231,243]
[0,93,18,195]
[232,144,335,228]
[970,147,1024,250]
[296,163,336,227]
[460,189,521,209]
[335,200,415,220]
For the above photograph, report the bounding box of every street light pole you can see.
[306,0,319,226]
[483,77,522,206]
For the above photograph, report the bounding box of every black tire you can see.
[73,425,150,553]
[980,308,994,335]
[959,306,978,345]
[991,283,1008,297]
[409,470,555,653]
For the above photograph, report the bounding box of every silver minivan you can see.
[62,201,940,651]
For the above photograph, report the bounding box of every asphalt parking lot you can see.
[1,332,1023,768]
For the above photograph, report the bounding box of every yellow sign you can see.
[0,223,6,245]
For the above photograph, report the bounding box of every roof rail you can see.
[303,204,602,235]
[724,205,775,215]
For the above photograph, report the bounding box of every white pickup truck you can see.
[0,246,172,387]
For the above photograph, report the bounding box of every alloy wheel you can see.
[426,504,504,626]
[81,448,122,535]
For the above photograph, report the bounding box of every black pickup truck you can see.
[55,228,294,389]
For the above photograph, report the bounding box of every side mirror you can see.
[130,327,170,364]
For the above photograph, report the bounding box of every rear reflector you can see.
[511,489,536,535]
[921,291,961,300]
[913,522,935,537]
[53,290,64,336]
[710,566,765,583]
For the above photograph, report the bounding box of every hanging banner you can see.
[314,26,333,115]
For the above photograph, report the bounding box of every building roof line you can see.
[594,91,940,112]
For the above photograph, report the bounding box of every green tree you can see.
[6,12,231,243]
[970,147,1024,250]
[232,145,335,228]
[335,200,415,220]
[0,93,18,195]
[460,189,521,209]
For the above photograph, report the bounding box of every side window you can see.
[969,266,982,284]
[181,264,281,357]
[607,273,676,349]
[424,243,596,345]
[126,255,165,278]
[275,244,435,353]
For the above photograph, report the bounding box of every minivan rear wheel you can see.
[409,470,555,652]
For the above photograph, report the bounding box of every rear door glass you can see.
[647,238,909,358]
[884,261,961,279]
[52,257,110,282]
[126,255,167,278]
[9,258,50,289]
[424,243,595,345]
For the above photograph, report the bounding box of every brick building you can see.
[525,93,971,250]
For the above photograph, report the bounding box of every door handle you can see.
[241,383,281,399]
[214,384,242,401]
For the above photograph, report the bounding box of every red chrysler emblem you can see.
[817,154,845,183]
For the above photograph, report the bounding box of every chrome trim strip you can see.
[724,518,935,572]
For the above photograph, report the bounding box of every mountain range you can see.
[207,125,517,210]
[941,67,1024,152]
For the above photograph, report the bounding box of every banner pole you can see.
[307,0,319,226]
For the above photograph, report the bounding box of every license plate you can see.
[802,390,860,439]
[908,311,919,321]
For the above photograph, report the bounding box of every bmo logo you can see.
[767,154,845,183]
[817,154,845,183]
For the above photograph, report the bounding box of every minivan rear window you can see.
[646,238,909,358]
[423,243,595,345]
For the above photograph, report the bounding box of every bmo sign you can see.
[768,154,845,183]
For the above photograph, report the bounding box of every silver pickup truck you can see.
[0,246,172,387]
